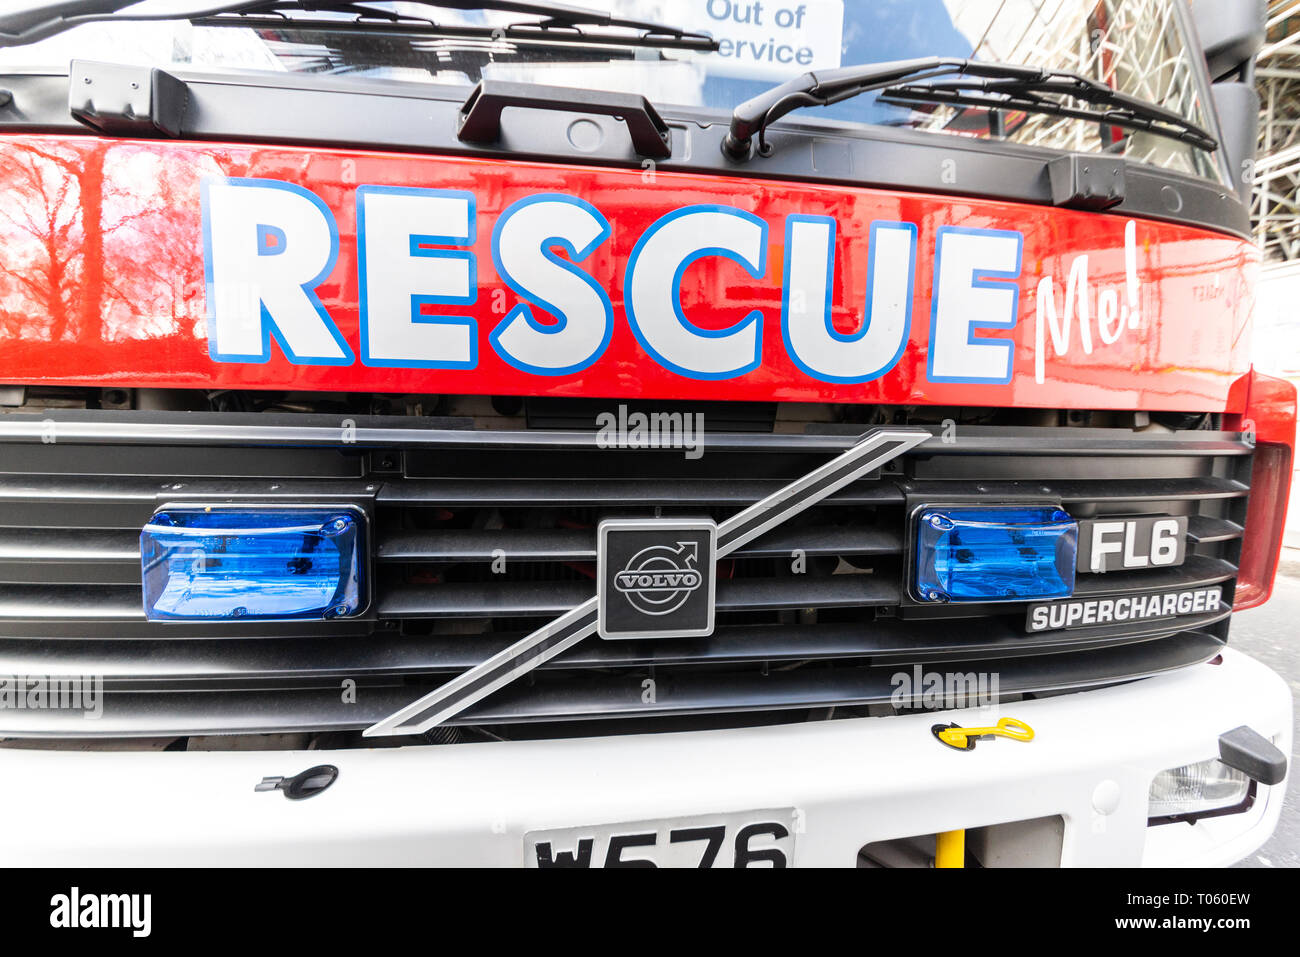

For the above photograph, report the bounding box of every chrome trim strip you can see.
[0,416,1253,456]
[363,427,929,737]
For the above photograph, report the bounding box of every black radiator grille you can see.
[0,411,1249,738]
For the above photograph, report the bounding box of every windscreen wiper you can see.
[721,56,1217,161]
[0,0,719,51]
[878,72,1219,152]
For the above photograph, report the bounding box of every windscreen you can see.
[0,0,1224,181]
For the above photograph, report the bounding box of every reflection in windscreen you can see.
[0,0,1220,181]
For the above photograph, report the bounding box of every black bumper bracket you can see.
[1218,725,1287,785]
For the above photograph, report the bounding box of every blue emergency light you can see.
[141,507,365,621]
[914,506,1077,603]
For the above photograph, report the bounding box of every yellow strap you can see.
[937,716,1034,749]
[935,829,965,868]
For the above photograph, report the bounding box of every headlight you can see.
[1148,758,1252,822]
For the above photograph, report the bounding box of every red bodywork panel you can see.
[0,134,1257,411]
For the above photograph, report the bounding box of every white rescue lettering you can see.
[202,177,352,365]
[1034,219,1143,383]
[200,180,1090,383]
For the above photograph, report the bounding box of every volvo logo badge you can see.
[614,546,702,614]
[599,519,716,639]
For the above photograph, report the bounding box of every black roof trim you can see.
[0,65,1251,239]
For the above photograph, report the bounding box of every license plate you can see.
[525,809,797,868]
[1076,516,1188,573]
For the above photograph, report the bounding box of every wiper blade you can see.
[721,56,1216,161]
[0,0,718,51]
[878,73,1218,153]
[190,2,719,52]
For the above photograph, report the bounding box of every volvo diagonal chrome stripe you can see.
[363,427,929,738]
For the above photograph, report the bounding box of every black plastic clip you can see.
[255,764,339,801]
[1047,153,1126,211]
[69,59,186,138]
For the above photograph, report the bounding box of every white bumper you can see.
[0,647,1289,867]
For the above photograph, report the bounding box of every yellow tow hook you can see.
[935,829,965,868]
[930,717,1034,868]
[931,716,1035,751]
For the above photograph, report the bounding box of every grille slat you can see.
[0,606,1231,679]
[903,476,1248,504]
[377,524,902,562]
[0,527,139,563]
[0,583,143,620]
[1186,515,1245,544]
[377,478,904,507]
[0,552,1231,620]
[377,574,901,619]
[0,411,1250,739]
[0,524,140,583]
[0,631,1225,738]
[1071,555,1237,596]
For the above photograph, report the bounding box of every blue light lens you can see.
[141,508,365,621]
[914,506,1077,603]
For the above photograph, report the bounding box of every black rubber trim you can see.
[0,67,1250,238]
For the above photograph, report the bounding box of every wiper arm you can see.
[721,56,1216,161]
[0,0,717,50]
[0,1,137,47]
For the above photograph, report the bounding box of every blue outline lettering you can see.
[926,225,1023,385]
[200,176,352,366]
[488,193,613,376]
[623,204,768,381]
[357,184,478,370]
[781,215,916,384]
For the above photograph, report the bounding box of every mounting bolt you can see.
[322,516,352,537]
